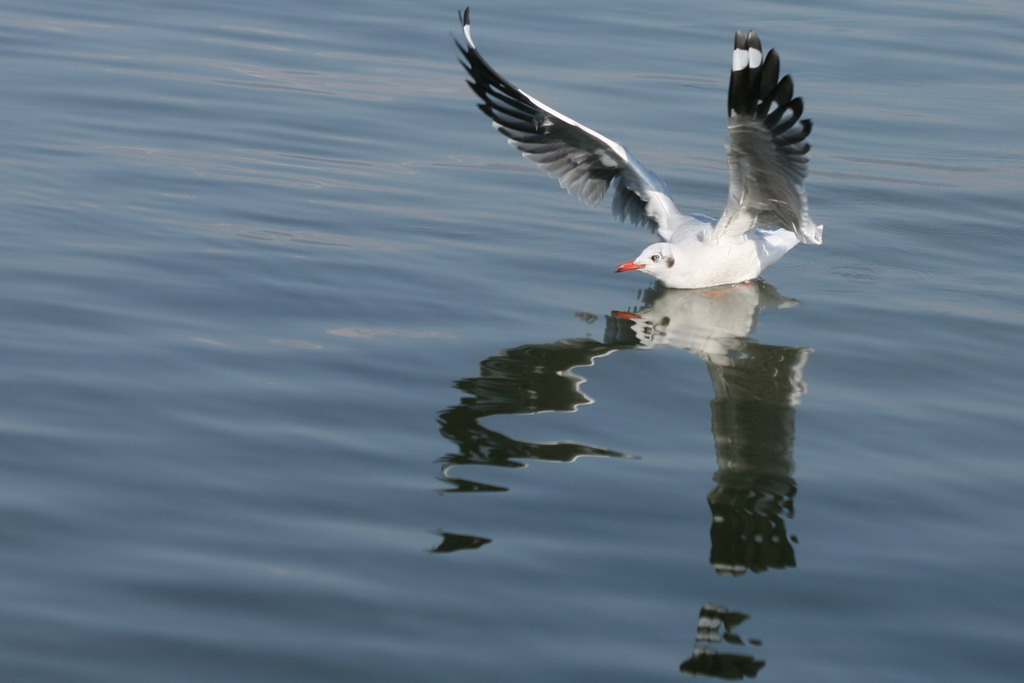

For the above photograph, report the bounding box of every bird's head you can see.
[615,243,678,280]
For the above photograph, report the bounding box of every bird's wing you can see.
[455,8,685,240]
[714,31,822,245]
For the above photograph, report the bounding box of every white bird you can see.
[455,8,823,289]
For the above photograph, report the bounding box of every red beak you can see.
[615,260,644,273]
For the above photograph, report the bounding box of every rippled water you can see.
[2,0,1022,680]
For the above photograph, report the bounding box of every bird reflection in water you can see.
[434,281,812,679]
[436,281,808,561]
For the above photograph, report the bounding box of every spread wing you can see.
[715,31,822,244]
[455,8,684,240]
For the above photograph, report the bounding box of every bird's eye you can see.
[650,254,661,262]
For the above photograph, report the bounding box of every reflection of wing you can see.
[452,339,620,417]
[706,341,809,575]
[437,338,633,492]
[680,603,765,678]
[708,343,810,463]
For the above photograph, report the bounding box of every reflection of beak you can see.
[614,260,644,273]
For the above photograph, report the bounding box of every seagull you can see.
[455,8,823,289]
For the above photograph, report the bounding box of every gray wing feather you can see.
[717,31,822,244]
[456,8,681,239]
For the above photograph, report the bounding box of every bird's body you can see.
[455,8,823,289]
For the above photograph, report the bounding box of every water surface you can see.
[1,0,1022,680]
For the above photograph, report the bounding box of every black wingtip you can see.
[460,7,470,28]
[729,30,768,116]
[758,49,779,100]
[728,32,814,163]
[746,30,761,53]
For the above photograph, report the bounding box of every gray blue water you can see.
[2,0,1022,680]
